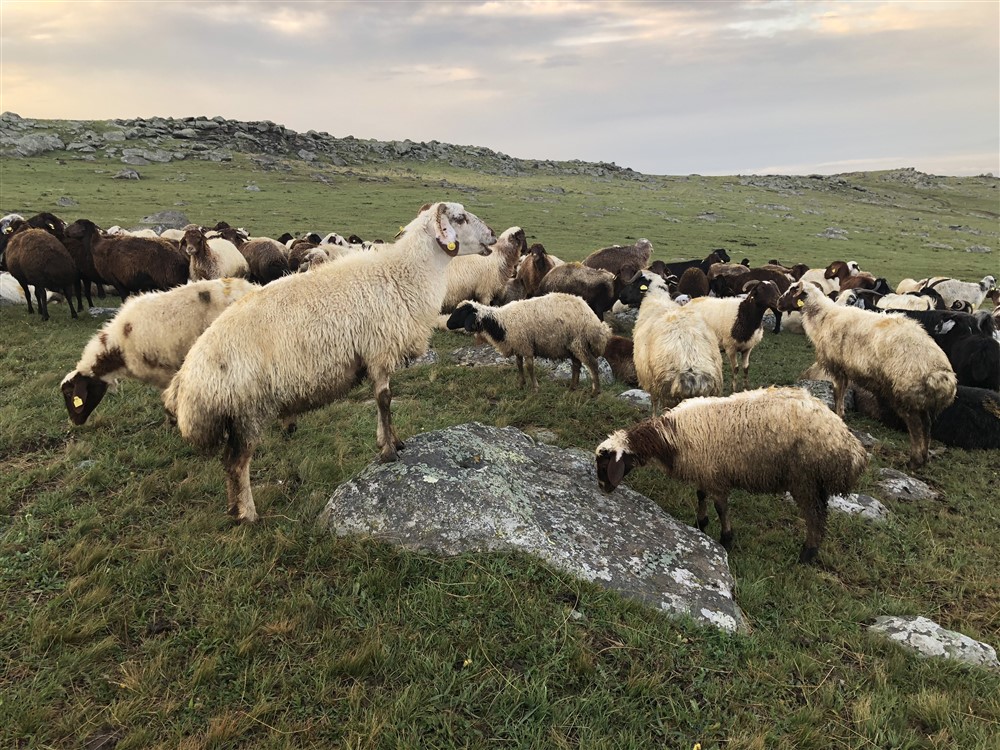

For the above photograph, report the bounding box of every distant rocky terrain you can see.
[0,111,645,179]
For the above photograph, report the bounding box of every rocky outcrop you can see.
[318,422,746,632]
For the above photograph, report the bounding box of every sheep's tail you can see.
[675,368,720,400]
[923,369,958,417]
[162,372,228,452]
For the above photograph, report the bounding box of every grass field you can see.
[1,147,999,749]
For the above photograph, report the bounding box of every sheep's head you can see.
[179,227,207,257]
[27,212,66,239]
[777,280,813,312]
[824,260,851,281]
[707,248,731,264]
[618,270,665,307]
[982,275,997,292]
[595,431,640,493]
[65,219,100,241]
[413,202,496,257]
[60,371,109,426]
[743,279,781,309]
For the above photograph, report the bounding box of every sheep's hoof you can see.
[696,516,710,533]
[798,545,819,564]
[720,530,734,551]
[379,449,399,463]
[228,506,258,524]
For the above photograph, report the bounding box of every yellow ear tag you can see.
[73,396,84,408]
[447,242,456,251]
[640,284,648,291]
[796,299,804,308]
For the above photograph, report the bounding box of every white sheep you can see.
[683,280,782,391]
[440,226,525,312]
[778,280,957,467]
[618,271,723,413]
[876,293,937,312]
[60,278,259,424]
[162,202,497,523]
[924,276,996,311]
[180,227,250,280]
[798,268,839,296]
[444,293,611,395]
[595,387,869,563]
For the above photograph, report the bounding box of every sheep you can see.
[536,262,617,320]
[684,280,782,391]
[656,249,731,280]
[162,201,497,522]
[0,212,25,264]
[797,267,839,296]
[854,385,1000,450]
[582,238,653,287]
[62,219,109,308]
[676,267,709,298]
[595,387,869,563]
[180,227,250,281]
[924,276,996,311]
[445,293,611,395]
[60,278,259,424]
[160,228,185,241]
[76,228,189,301]
[440,226,526,311]
[508,243,563,299]
[876,289,944,312]
[2,221,80,320]
[706,261,749,284]
[603,335,638,386]
[618,271,723,413]
[233,237,291,283]
[777,280,957,467]
[709,267,791,332]
[898,309,1000,391]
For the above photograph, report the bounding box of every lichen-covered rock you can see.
[449,344,511,368]
[828,493,889,522]
[543,357,614,385]
[319,422,745,632]
[868,616,999,669]
[618,389,652,409]
[876,468,938,502]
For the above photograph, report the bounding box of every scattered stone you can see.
[449,345,513,368]
[298,149,317,161]
[121,155,150,166]
[829,494,889,522]
[138,210,190,229]
[101,130,126,142]
[966,245,992,253]
[244,184,261,192]
[76,460,96,470]
[542,357,614,385]
[817,227,848,239]
[173,128,198,139]
[88,307,118,317]
[56,196,78,207]
[868,616,998,670]
[618,389,652,409]
[403,350,439,368]
[795,379,855,412]
[5,133,65,157]
[875,468,938,502]
[112,169,141,180]
[319,422,745,632]
[848,428,878,449]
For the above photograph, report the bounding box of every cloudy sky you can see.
[1,0,997,176]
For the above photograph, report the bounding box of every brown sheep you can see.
[3,221,81,320]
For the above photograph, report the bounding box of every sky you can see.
[1,0,997,176]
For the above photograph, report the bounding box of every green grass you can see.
[1,148,999,749]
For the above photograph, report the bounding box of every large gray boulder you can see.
[318,422,745,632]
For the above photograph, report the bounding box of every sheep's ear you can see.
[742,280,761,293]
[606,453,626,487]
[417,203,433,215]
[433,203,460,256]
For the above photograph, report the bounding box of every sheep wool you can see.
[445,292,611,395]
[778,280,957,467]
[440,226,525,312]
[595,387,869,563]
[60,278,259,424]
[163,202,497,523]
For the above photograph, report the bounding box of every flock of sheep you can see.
[1,202,998,564]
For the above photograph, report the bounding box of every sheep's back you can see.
[6,229,78,287]
[491,293,610,359]
[633,301,723,402]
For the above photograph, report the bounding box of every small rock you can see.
[875,468,938,502]
[403,350,439,368]
[88,307,118,317]
[244,184,261,192]
[868,616,998,670]
[76,460,96,470]
[849,429,878,449]
[112,169,141,180]
[298,149,317,162]
[795,379,855,412]
[528,429,559,445]
[966,245,992,254]
[542,357,614,385]
[817,227,848,240]
[56,196,78,207]
[828,493,889,522]
[173,128,198,139]
[618,389,652,409]
[101,130,126,142]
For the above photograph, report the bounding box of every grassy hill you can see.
[1,122,998,749]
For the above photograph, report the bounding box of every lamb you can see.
[60,278,259,424]
[924,276,996,311]
[536,262,617,320]
[2,221,80,320]
[684,280,782,391]
[603,335,638,386]
[619,271,723,413]
[162,201,496,523]
[445,293,611,395]
[595,387,869,563]
[440,226,526,311]
[180,227,250,281]
[582,238,653,286]
[777,280,957,467]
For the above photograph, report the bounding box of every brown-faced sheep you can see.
[62,219,108,308]
[582,238,653,291]
[595,387,869,563]
[163,202,497,523]
[180,227,250,281]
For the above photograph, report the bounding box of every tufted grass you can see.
[1,149,999,748]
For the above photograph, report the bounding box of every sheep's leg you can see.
[35,287,49,322]
[569,356,581,391]
[793,485,827,564]
[526,356,539,392]
[515,355,526,389]
[17,279,34,314]
[902,411,928,468]
[64,287,78,319]
[726,351,740,393]
[582,353,601,396]
[373,371,404,461]
[696,489,710,532]
[714,493,734,550]
[831,374,848,417]
[740,350,751,391]
[222,432,258,523]
[772,308,782,334]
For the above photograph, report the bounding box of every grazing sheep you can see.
[595,387,869,563]
[60,278,259,424]
[619,271,723,413]
[603,335,638,386]
[441,226,526,311]
[676,267,709,298]
[180,227,250,281]
[235,237,290,284]
[83,230,189,301]
[536,262,617,320]
[685,280,782,391]
[582,238,653,288]
[777,280,957,467]
[163,202,496,523]
[2,221,80,320]
[445,293,611,395]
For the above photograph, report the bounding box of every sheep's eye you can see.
[453,214,467,225]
